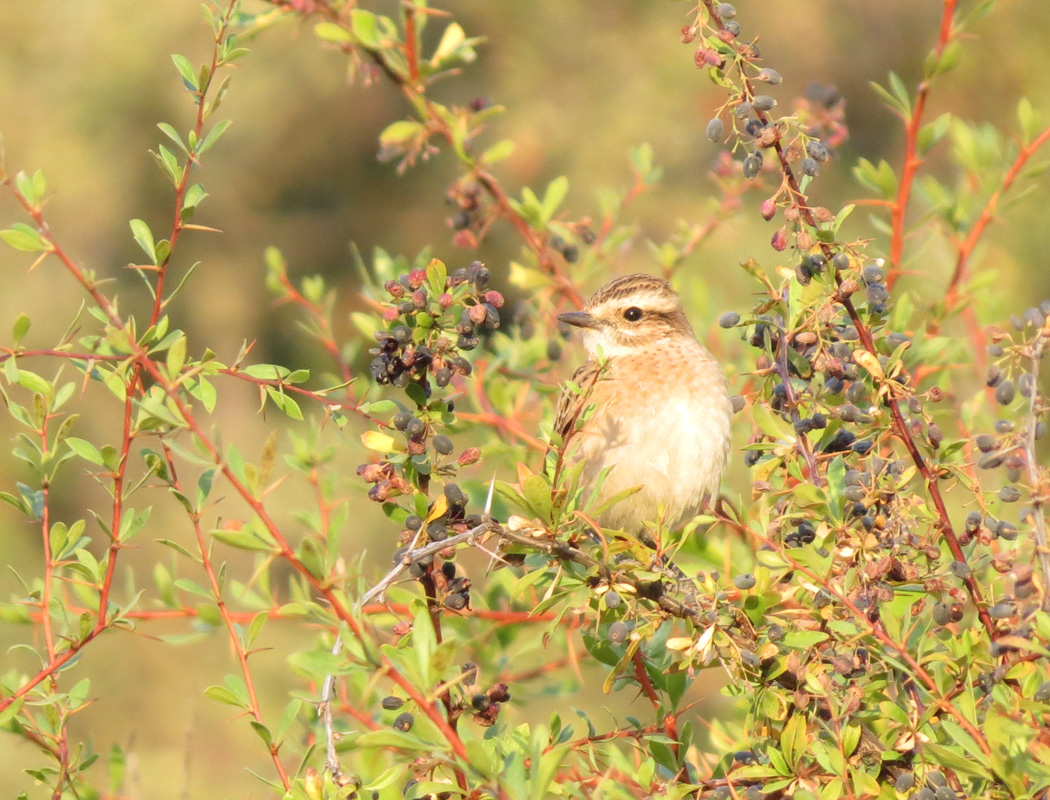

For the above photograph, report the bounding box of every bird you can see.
[553,273,732,537]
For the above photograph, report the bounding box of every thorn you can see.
[484,473,496,515]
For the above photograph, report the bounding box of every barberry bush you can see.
[1,1,1049,798]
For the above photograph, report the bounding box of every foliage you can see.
[1,1,1049,798]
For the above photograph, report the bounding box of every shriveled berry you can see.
[949,560,971,578]
[471,694,490,712]
[393,712,414,731]
[433,435,454,455]
[719,311,741,328]
[609,621,629,645]
[381,696,404,710]
[461,662,478,684]
[445,592,468,610]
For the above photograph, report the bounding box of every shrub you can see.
[1,1,1049,799]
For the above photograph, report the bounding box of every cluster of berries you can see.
[371,260,502,393]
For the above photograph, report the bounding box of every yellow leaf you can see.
[426,494,449,523]
[361,431,396,453]
[852,349,884,381]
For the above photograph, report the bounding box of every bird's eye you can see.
[623,307,643,322]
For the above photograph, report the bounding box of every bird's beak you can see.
[557,310,603,329]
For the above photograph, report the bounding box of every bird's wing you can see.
[554,359,602,442]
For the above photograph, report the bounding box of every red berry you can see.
[438,293,454,309]
[408,269,426,289]
[760,199,776,221]
[771,227,788,251]
[484,290,504,308]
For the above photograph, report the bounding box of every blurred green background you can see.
[1,1,1048,796]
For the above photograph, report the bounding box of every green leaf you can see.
[350,9,381,48]
[541,176,569,225]
[157,122,187,153]
[480,138,516,165]
[314,21,353,43]
[171,53,199,90]
[266,387,303,420]
[379,120,422,147]
[129,219,157,264]
[1,223,48,253]
[166,335,187,377]
[198,120,231,155]
[12,313,30,346]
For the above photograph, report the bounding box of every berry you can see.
[734,573,756,590]
[381,696,404,710]
[718,311,741,328]
[862,264,884,284]
[392,411,414,431]
[461,662,478,684]
[715,3,736,18]
[405,515,423,531]
[562,244,579,263]
[445,592,468,610]
[471,694,490,712]
[752,94,775,111]
[806,141,829,162]
[832,252,849,271]
[724,20,741,36]
[743,153,763,179]
[756,67,782,84]
[435,366,453,387]
[433,435,454,455]
[999,486,1021,503]
[393,712,414,732]
[405,417,425,438]
[445,483,468,507]
[604,590,622,609]
[801,157,819,177]
[392,325,411,343]
[609,621,629,645]
[706,118,724,142]
[995,380,1015,405]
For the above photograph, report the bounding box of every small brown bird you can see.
[554,273,732,534]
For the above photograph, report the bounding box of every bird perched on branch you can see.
[554,273,732,536]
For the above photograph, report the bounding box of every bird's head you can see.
[557,273,695,357]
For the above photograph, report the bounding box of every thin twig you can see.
[1023,332,1050,607]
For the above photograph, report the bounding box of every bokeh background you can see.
[1,1,1048,796]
